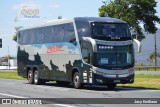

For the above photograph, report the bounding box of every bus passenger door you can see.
[81,41,93,64]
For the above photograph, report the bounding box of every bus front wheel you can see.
[73,72,83,89]
[28,70,34,84]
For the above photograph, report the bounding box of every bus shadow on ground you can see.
[41,82,148,91]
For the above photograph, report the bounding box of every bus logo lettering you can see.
[47,46,64,53]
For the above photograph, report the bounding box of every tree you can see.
[13,26,23,42]
[99,0,160,41]
[147,52,160,65]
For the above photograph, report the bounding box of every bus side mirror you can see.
[131,34,137,39]
[133,39,142,53]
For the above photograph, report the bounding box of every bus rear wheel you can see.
[28,70,34,84]
[34,70,46,85]
[73,72,83,89]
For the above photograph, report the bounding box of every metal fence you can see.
[0,69,17,72]
[135,66,160,71]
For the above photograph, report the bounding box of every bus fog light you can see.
[83,73,87,76]
[90,72,92,77]
[83,80,87,83]
[89,78,92,83]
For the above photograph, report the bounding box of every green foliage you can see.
[99,0,160,41]
[147,52,160,64]
[13,26,23,42]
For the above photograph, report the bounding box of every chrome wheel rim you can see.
[74,75,80,86]
[28,71,32,82]
[34,71,38,83]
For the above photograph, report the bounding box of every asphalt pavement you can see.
[0,78,160,107]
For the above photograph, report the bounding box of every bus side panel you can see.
[17,43,82,82]
[17,31,28,78]
[17,46,47,79]
[17,46,28,78]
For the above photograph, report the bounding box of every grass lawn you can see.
[0,71,25,80]
[118,74,160,90]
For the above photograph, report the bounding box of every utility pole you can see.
[154,33,157,66]
[0,39,2,48]
[8,46,10,69]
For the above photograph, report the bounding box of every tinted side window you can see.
[54,24,65,43]
[19,29,37,45]
[44,26,52,43]
[19,23,76,45]
[22,30,29,45]
[63,23,76,45]
[49,24,65,43]
[29,29,36,44]
[75,20,90,40]
[21,27,51,45]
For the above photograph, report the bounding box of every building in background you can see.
[0,57,17,69]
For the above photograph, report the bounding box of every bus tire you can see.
[107,84,116,90]
[28,70,34,84]
[34,70,43,85]
[73,72,83,89]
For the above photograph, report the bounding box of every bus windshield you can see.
[91,22,131,39]
[94,44,134,69]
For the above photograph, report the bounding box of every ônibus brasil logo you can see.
[20,7,40,18]
[15,5,45,22]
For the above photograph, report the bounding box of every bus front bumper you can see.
[93,73,134,84]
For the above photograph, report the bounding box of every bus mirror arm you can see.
[133,39,142,53]
[82,37,97,52]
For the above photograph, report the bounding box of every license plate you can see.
[114,80,120,83]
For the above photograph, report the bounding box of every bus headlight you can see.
[93,70,106,76]
[128,68,134,75]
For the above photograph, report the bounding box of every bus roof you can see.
[74,17,126,23]
[19,17,126,31]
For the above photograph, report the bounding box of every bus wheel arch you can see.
[33,67,37,73]
[72,68,83,89]
[72,68,79,81]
